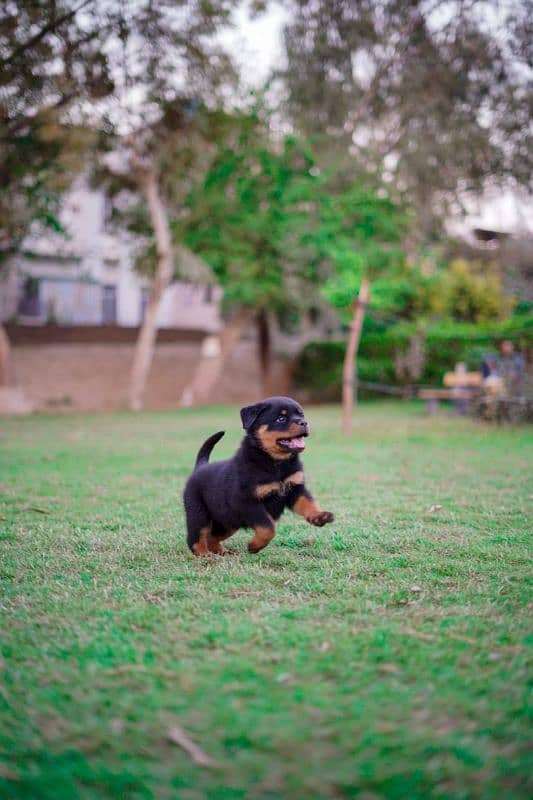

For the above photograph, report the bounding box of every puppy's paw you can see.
[308,511,335,527]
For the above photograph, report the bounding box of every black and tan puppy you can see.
[184,396,334,555]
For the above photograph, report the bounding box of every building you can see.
[0,177,222,331]
[0,178,268,412]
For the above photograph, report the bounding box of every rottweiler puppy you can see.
[184,396,335,555]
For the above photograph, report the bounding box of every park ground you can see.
[0,402,531,799]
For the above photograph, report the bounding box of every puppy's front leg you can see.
[248,512,276,553]
[288,486,335,527]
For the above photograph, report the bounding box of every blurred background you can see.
[1,0,531,417]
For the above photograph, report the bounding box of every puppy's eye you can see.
[276,415,287,424]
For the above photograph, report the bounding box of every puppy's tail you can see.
[194,430,225,469]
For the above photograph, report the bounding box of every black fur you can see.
[183,396,335,555]
[194,430,225,469]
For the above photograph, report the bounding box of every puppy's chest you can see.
[254,469,304,500]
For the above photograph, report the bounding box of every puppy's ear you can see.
[240,402,267,431]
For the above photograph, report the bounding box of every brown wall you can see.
[5,324,205,345]
[9,330,288,411]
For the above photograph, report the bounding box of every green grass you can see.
[1,402,531,799]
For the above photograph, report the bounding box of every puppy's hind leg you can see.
[209,523,237,555]
[184,491,213,556]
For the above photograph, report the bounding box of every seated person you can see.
[496,340,525,394]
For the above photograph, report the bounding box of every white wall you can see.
[4,177,223,331]
[157,283,222,331]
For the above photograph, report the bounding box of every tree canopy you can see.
[280,0,533,237]
[0,0,240,254]
[178,120,408,323]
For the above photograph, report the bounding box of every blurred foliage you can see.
[177,120,407,320]
[321,252,516,329]
[1,0,528,361]
[110,107,261,281]
[281,0,533,239]
[0,0,106,254]
[318,189,407,314]
[411,258,515,323]
[294,314,533,400]
[293,341,397,402]
[0,0,241,257]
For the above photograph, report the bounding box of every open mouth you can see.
[277,433,308,452]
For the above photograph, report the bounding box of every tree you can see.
[316,185,407,431]
[342,276,370,434]
[87,0,241,410]
[178,123,407,411]
[0,0,111,386]
[280,0,533,238]
[177,129,332,403]
[1,0,247,408]
[101,105,249,409]
[0,0,118,253]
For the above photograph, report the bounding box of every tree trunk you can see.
[129,157,174,411]
[180,306,255,406]
[342,277,370,434]
[0,324,12,387]
[257,309,272,397]
[279,355,298,397]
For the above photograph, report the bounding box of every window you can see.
[18,277,41,317]
[103,194,114,232]
[102,285,117,324]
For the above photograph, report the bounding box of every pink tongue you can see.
[289,437,305,450]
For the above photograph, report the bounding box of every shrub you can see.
[293,315,532,400]
[440,259,514,323]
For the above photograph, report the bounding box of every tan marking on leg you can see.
[292,496,335,526]
[293,495,322,519]
[255,481,281,499]
[192,525,211,556]
[207,528,236,554]
[206,533,224,554]
[248,522,276,553]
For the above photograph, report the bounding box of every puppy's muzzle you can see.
[277,422,309,453]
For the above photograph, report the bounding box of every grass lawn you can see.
[1,402,531,799]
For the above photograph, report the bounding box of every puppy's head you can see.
[240,396,309,460]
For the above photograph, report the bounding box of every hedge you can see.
[293,315,533,401]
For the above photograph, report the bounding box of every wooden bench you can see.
[419,369,482,414]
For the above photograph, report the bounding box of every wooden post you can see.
[342,277,370,434]
[0,324,12,387]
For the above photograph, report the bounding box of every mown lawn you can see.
[1,402,531,799]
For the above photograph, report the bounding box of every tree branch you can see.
[1,0,95,66]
